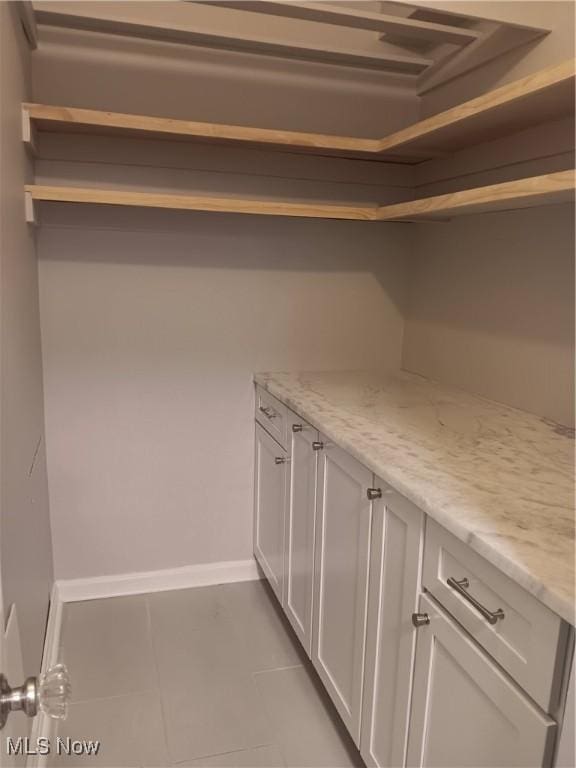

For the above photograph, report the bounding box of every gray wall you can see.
[417,1,576,115]
[403,204,575,426]
[33,25,417,580]
[38,211,410,579]
[403,1,575,428]
[31,1,575,585]
[0,4,53,671]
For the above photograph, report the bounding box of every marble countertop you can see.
[255,370,575,625]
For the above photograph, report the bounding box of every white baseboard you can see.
[26,583,64,768]
[56,557,261,603]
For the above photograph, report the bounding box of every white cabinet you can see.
[255,386,288,449]
[253,387,570,768]
[406,593,556,768]
[254,422,287,602]
[312,440,372,744]
[284,415,318,655]
[360,485,424,768]
[423,519,564,712]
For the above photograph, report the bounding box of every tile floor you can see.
[50,579,364,768]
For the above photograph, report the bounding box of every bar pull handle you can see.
[447,577,505,625]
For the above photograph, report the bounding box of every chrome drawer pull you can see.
[259,405,277,419]
[447,577,505,625]
[274,456,287,465]
[312,441,324,451]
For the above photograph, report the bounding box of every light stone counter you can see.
[254,370,575,625]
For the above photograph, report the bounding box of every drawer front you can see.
[407,593,556,768]
[423,520,565,712]
[255,386,288,448]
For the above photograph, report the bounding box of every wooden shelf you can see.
[23,60,575,163]
[25,171,575,223]
[377,59,576,159]
[24,186,380,221]
[23,103,380,157]
[373,171,575,221]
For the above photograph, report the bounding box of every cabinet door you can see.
[407,594,556,768]
[360,485,423,768]
[312,440,372,744]
[254,422,287,603]
[284,417,318,655]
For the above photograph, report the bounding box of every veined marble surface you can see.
[255,370,575,625]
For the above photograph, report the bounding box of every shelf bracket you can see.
[25,191,37,226]
[22,107,38,155]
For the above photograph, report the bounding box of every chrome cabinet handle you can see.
[447,577,505,625]
[292,424,303,433]
[367,488,382,500]
[412,613,430,628]
[312,441,324,451]
[274,456,287,465]
[259,405,277,419]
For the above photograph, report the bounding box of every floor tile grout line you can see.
[145,593,173,765]
[69,687,160,706]
[170,741,281,766]
[250,658,288,758]
[144,594,163,690]
[253,662,304,675]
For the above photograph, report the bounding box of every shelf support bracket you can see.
[25,191,37,226]
[22,107,38,155]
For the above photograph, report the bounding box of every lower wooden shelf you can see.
[25,170,575,224]
[375,170,575,221]
[24,185,378,221]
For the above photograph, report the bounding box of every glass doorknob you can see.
[0,663,71,729]
[39,664,71,719]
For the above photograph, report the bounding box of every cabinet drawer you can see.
[407,593,556,768]
[423,520,565,712]
[255,386,288,448]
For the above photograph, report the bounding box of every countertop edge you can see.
[254,373,575,627]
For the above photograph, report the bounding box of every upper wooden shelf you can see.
[377,59,575,160]
[23,60,575,164]
[25,171,575,224]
